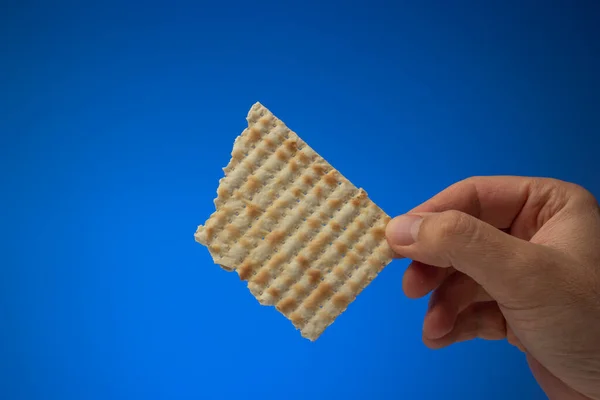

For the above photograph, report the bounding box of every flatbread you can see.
[195,102,394,340]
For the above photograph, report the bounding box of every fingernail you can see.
[386,215,423,246]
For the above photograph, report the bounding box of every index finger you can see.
[409,176,535,231]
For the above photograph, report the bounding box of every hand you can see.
[385,176,600,400]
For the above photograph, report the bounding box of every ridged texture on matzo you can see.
[195,102,394,341]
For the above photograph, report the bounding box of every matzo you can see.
[195,102,394,341]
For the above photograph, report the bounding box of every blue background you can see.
[2,1,599,399]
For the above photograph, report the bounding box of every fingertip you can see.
[402,261,451,299]
[422,303,455,341]
[422,337,445,350]
[385,214,422,247]
[422,329,456,350]
[402,263,427,299]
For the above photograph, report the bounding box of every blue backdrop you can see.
[2,1,599,399]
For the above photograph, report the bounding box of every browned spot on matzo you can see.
[298,152,310,164]
[292,283,307,297]
[289,312,304,326]
[275,149,287,161]
[266,287,280,298]
[266,230,285,246]
[252,269,270,286]
[332,293,350,309]
[217,186,229,199]
[330,221,342,232]
[323,171,338,186]
[302,175,314,186]
[304,282,333,310]
[334,242,347,255]
[247,175,260,192]
[296,254,310,269]
[333,266,346,278]
[284,140,297,153]
[237,260,255,281]
[245,202,261,219]
[371,226,385,241]
[307,217,320,230]
[276,297,297,314]
[306,269,322,285]
[314,186,324,199]
[264,137,276,149]
[247,127,261,142]
[312,164,327,175]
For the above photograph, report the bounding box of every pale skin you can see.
[384,176,600,400]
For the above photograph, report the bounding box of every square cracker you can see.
[195,102,394,341]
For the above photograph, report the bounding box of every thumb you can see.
[385,210,556,303]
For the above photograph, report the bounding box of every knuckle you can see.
[530,178,598,213]
[529,177,563,196]
[454,176,483,192]
[434,210,474,240]
[460,176,484,185]
[533,178,596,205]
[571,183,598,206]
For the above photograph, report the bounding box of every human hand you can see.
[385,176,600,400]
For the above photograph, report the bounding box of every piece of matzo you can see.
[195,102,394,341]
